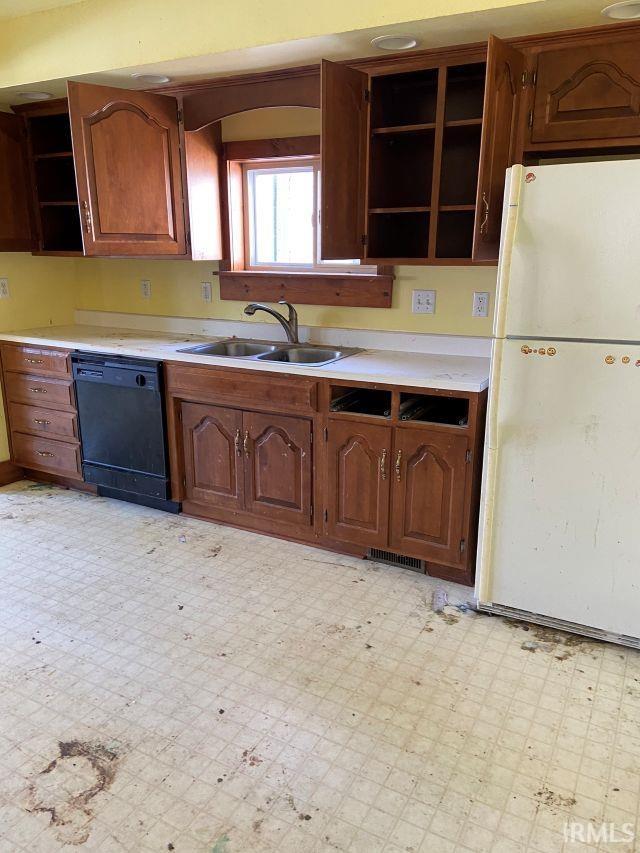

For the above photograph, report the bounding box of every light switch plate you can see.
[140,279,152,299]
[412,289,436,314]
[472,291,490,317]
[201,281,212,303]
[0,278,8,299]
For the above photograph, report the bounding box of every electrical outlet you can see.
[201,281,212,303]
[412,289,436,314]
[140,279,152,299]
[0,278,8,299]
[472,291,490,317]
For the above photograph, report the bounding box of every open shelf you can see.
[444,63,487,123]
[369,130,434,209]
[28,113,73,156]
[438,124,482,206]
[399,393,469,426]
[368,211,429,260]
[371,68,439,129]
[35,156,78,204]
[369,206,430,214]
[40,204,83,253]
[372,122,436,135]
[330,386,392,419]
[436,210,475,259]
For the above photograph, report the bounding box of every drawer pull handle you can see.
[395,449,402,483]
[25,358,44,365]
[234,428,241,457]
[33,418,51,425]
[243,430,250,457]
[36,451,55,458]
[379,448,387,480]
[28,387,47,393]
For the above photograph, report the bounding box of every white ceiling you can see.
[0,0,84,19]
[0,0,623,104]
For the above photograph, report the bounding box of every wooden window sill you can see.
[219,269,394,308]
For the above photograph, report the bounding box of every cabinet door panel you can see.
[321,60,369,260]
[531,40,640,143]
[390,428,468,566]
[181,402,243,510]
[0,113,32,252]
[67,81,186,256]
[326,420,390,548]
[244,411,312,527]
[473,36,525,261]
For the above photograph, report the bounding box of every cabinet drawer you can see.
[4,371,75,410]
[166,364,318,414]
[8,402,78,440]
[12,432,82,479]
[1,344,71,378]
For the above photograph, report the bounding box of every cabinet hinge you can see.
[521,70,537,88]
[177,108,183,124]
[465,449,472,463]
[324,426,328,442]
[182,476,186,489]
[324,508,328,522]
[364,88,371,103]
[310,504,314,520]
[527,109,533,129]
[460,539,466,553]
[361,234,368,247]
[177,409,182,423]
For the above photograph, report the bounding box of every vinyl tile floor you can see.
[0,481,639,853]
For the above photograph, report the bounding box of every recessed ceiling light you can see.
[131,73,172,85]
[602,1,640,18]
[371,35,419,51]
[17,92,53,100]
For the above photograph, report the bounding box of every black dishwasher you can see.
[72,352,179,512]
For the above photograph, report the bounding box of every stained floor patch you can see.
[25,740,121,845]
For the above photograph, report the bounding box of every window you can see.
[241,156,367,273]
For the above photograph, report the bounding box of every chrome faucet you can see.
[243,299,299,344]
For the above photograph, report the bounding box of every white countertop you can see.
[0,325,490,393]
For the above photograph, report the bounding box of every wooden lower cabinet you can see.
[181,402,243,511]
[180,400,313,531]
[244,411,312,526]
[390,427,469,567]
[326,420,390,548]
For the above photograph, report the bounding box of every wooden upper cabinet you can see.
[0,113,32,252]
[67,81,186,256]
[181,402,244,511]
[243,411,312,528]
[390,427,469,566]
[473,36,525,261]
[530,39,640,144]
[320,60,369,260]
[326,420,390,548]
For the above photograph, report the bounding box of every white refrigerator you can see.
[475,160,640,648]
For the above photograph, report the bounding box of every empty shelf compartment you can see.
[330,387,392,418]
[399,393,469,426]
[371,69,439,129]
[444,63,487,123]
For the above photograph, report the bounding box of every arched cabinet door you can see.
[67,81,186,256]
[390,427,469,567]
[325,420,391,548]
[181,402,244,511]
[531,39,640,144]
[243,411,312,529]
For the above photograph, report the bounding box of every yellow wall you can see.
[0,254,77,461]
[0,0,531,90]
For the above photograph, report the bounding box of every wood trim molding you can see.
[219,270,394,308]
[224,135,320,161]
[0,460,23,486]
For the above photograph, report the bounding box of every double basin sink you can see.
[178,338,361,367]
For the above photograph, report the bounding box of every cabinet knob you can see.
[395,449,402,483]
[379,448,387,480]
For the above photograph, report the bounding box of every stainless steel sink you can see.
[178,340,279,357]
[177,338,361,366]
[259,346,350,366]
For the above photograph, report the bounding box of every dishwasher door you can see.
[72,353,172,503]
